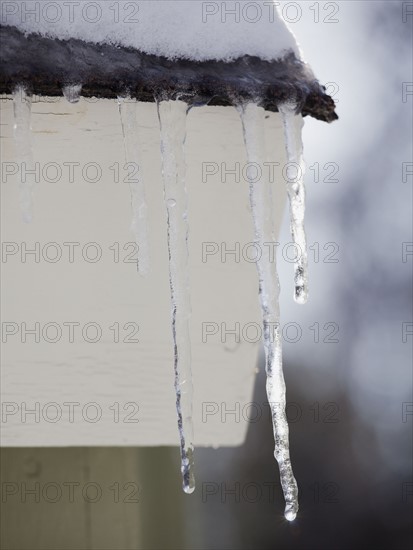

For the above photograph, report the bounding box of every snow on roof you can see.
[0,0,300,62]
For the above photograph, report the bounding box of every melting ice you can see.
[118,96,150,275]
[157,99,195,494]
[62,84,82,104]
[239,102,299,521]
[279,102,308,304]
[12,86,34,223]
[10,89,311,519]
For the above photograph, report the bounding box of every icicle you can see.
[239,103,298,521]
[62,84,82,104]
[118,96,150,275]
[12,86,34,223]
[279,102,308,305]
[157,99,195,494]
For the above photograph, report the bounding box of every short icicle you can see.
[239,102,299,521]
[62,84,82,104]
[12,86,34,223]
[279,102,308,304]
[157,99,195,494]
[118,96,150,275]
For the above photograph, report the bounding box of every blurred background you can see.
[1,1,412,549]
[183,2,413,547]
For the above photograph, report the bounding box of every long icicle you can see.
[118,96,150,275]
[12,86,34,223]
[157,99,195,494]
[239,102,298,521]
[279,102,308,304]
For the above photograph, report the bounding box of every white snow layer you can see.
[1,0,300,62]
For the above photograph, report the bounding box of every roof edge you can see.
[0,26,338,122]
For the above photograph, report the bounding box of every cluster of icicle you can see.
[12,86,308,520]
